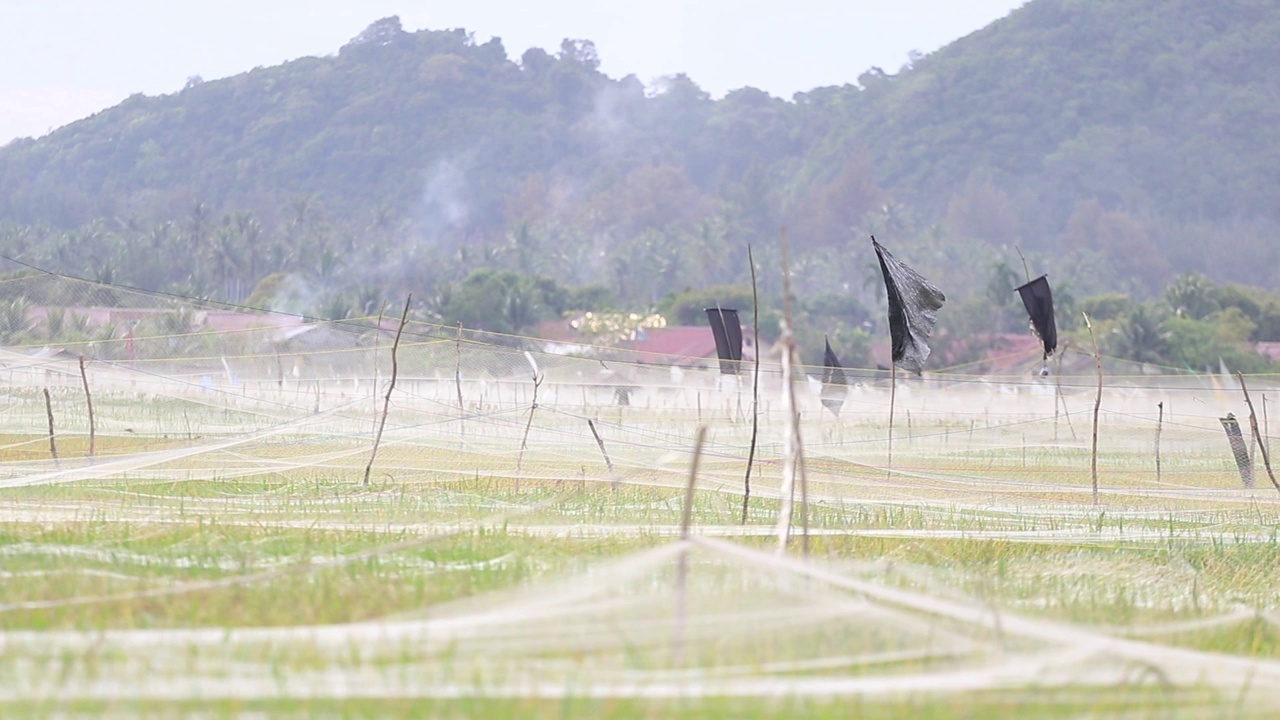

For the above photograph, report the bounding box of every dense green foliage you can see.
[0,2,1278,365]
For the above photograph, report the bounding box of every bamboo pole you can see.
[741,243,761,524]
[587,418,618,488]
[455,322,465,440]
[363,295,411,486]
[1082,313,1102,504]
[78,355,95,459]
[43,388,59,468]
[1259,394,1269,468]
[673,424,708,666]
[372,302,387,433]
[774,229,807,554]
[1155,401,1163,484]
[514,357,544,483]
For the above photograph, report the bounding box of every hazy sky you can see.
[0,0,1025,145]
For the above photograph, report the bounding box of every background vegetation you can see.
[1,1,1278,369]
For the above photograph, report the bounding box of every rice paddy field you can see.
[2,313,1280,719]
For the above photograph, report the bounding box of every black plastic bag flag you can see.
[820,336,848,416]
[705,307,743,375]
[1015,274,1058,360]
[871,237,946,375]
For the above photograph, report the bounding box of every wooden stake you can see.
[774,228,807,554]
[372,302,387,433]
[1235,372,1280,494]
[1155,401,1163,484]
[681,426,707,541]
[78,355,95,459]
[1082,312,1102,504]
[514,366,544,481]
[454,321,465,440]
[587,418,618,488]
[363,295,411,486]
[673,424,708,666]
[797,413,811,560]
[43,388,59,468]
[1265,394,1271,462]
[741,243,761,524]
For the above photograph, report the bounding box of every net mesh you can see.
[0,269,1279,708]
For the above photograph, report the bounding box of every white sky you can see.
[0,0,1025,145]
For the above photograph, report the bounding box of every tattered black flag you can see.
[704,307,743,375]
[820,336,848,416]
[1015,274,1058,359]
[871,237,946,375]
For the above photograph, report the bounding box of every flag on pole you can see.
[1015,274,1057,359]
[820,336,847,416]
[704,307,743,375]
[871,237,946,375]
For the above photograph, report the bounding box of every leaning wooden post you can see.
[1235,372,1280,494]
[741,243,762,524]
[587,418,618,489]
[363,295,411,486]
[43,388,59,468]
[78,355,95,459]
[1082,312,1102,504]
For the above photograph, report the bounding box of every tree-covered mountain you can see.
[1,2,1279,369]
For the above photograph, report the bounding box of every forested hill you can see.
[2,2,1280,369]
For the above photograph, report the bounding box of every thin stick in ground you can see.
[741,243,761,525]
[773,228,807,554]
[1266,394,1271,463]
[1155,401,1163,484]
[1083,312,1102,504]
[1055,343,1076,441]
[1236,372,1280,494]
[514,363,544,483]
[673,424,708,666]
[372,301,387,434]
[78,355,95,459]
[587,418,618,489]
[43,388,59,468]
[363,295,411,486]
[455,322,466,441]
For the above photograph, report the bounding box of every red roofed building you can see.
[1255,342,1280,363]
[872,332,1048,375]
[623,325,763,369]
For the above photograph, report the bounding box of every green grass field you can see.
[2,354,1279,718]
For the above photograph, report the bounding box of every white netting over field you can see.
[1,270,1279,709]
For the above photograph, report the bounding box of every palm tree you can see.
[0,297,34,344]
[1165,272,1220,319]
[1110,304,1169,364]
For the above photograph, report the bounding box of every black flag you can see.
[1015,275,1058,359]
[871,237,946,375]
[704,307,743,375]
[820,336,848,416]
